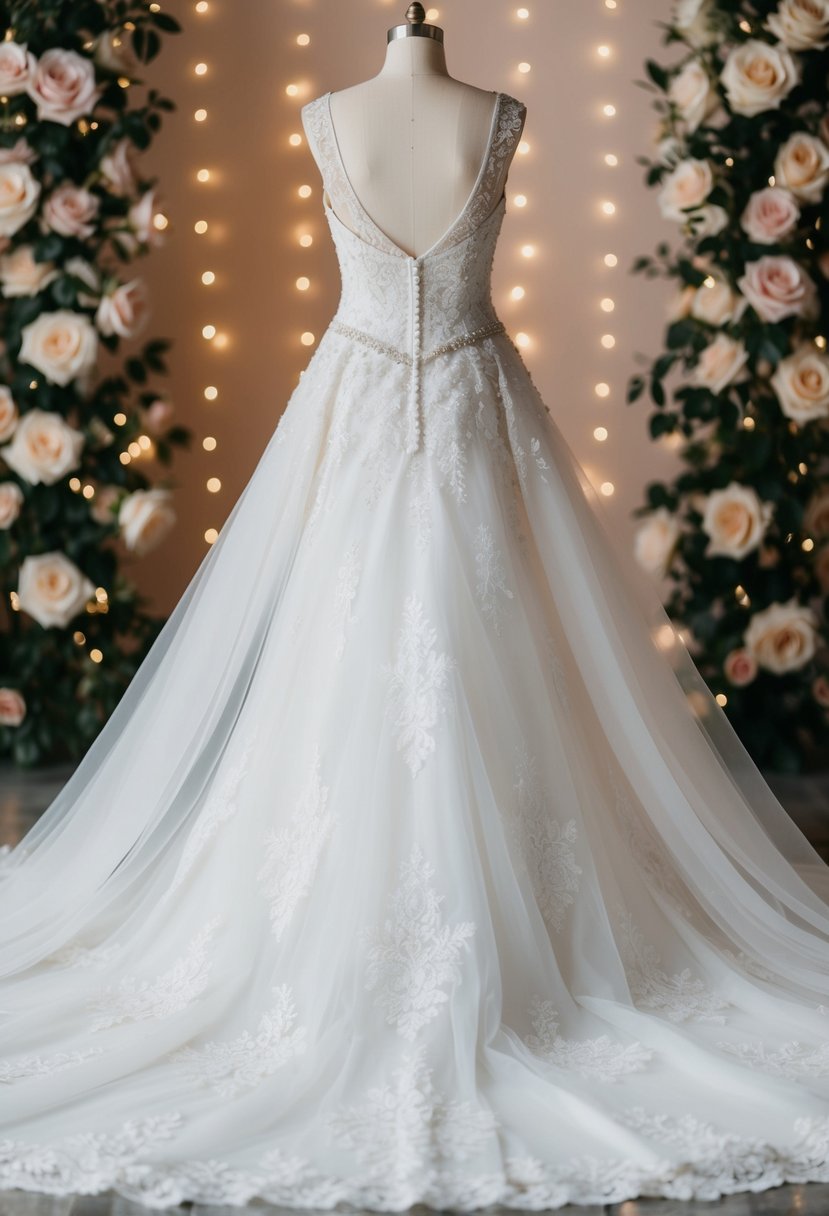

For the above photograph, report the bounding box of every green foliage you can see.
[629,0,829,771]
[0,1,188,766]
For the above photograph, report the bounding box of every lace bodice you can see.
[301,90,527,452]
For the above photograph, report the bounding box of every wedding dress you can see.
[1,87,829,1212]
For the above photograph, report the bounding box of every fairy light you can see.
[201,270,215,285]
[604,253,618,267]
[601,334,616,349]
[803,537,815,552]
[90,649,103,664]
[203,436,217,451]
[594,426,608,441]
[301,332,316,346]
[597,44,611,58]
[513,194,527,208]
[194,62,208,75]
[601,297,615,312]
[511,286,526,301]
[205,527,219,544]
[603,103,616,117]
[299,233,313,247]
[194,108,207,122]
[194,220,208,234]
[286,83,300,97]
[195,2,209,12]
[516,6,530,17]
[715,692,728,707]
[196,169,210,184]
[515,332,531,348]
[518,62,532,74]
[600,482,615,496]
[605,153,618,167]
[518,140,530,156]
[297,33,311,46]
[207,477,221,493]
[601,200,616,215]
[296,276,311,291]
[204,385,218,401]
[298,184,313,199]
[202,324,216,340]
[289,133,303,147]
[595,382,610,398]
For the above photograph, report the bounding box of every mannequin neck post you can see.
[379,34,449,78]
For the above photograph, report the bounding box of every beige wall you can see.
[136,0,681,612]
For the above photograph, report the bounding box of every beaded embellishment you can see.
[330,319,507,368]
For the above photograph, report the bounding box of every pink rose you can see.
[90,484,119,525]
[0,481,23,529]
[95,278,150,339]
[738,255,819,323]
[26,48,101,126]
[813,675,829,707]
[127,188,165,249]
[0,42,31,96]
[0,688,25,727]
[0,138,36,166]
[144,398,173,434]
[724,648,758,687]
[99,139,136,197]
[741,187,800,245]
[42,182,100,239]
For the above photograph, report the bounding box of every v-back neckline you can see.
[324,89,503,263]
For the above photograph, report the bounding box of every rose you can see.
[634,508,681,578]
[674,0,718,45]
[126,188,165,250]
[17,551,94,629]
[0,689,25,727]
[774,132,829,204]
[93,31,138,77]
[741,187,800,244]
[771,345,829,424]
[1,408,83,485]
[0,139,36,166]
[20,310,98,387]
[143,398,174,434]
[720,40,801,118]
[693,334,750,393]
[90,484,119,525]
[0,41,30,96]
[64,256,101,307]
[42,182,100,240]
[119,489,176,555]
[738,256,819,323]
[691,275,746,326]
[95,278,150,339]
[724,649,758,687]
[817,545,829,591]
[0,386,18,442]
[668,284,696,321]
[0,481,23,529]
[744,599,819,674]
[702,483,772,558]
[805,489,829,538]
[688,205,729,238]
[99,138,136,197]
[669,60,718,131]
[0,245,59,297]
[26,48,101,126]
[814,675,829,707]
[657,158,713,222]
[0,162,41,237]
[657,136,683,169]
[767,0,829,48]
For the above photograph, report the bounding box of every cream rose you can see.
[694,334,750,393]
[20,310,98,387]
[738,255,819,322]
[805,488,829,537]
[26,48,101,126]
[741,187,800,245]
[127,188,165,249]
[0,41,31,96]
[119,488,176,555]
[0,386,18,441]
[634,509,681,578]
[99,138,136,197]
[813,674,829,707]
[669,59,718,131]
[744,599,819,674]
[0,244,58,297]
[724,648,758,687]
[674,0,718,45]
[144,398,173,434]
[689,204,729,238]
[771,345,829,424]
[17,551,94,629]
[720,40,801,118]
[90,484,119,525]
[658,158,714,222]
[93,31,138,77]
[0,138,36,167]
[767,0,829,48]
[95,278,150,339]
[774,132,829,204]
[0,162,41,237]
[691,275,746,326]
[0,688,25,727]
[42,182,99,239]
[2,408,83,485]
[668,284,697,321]
[0,481,23,529]
[702,483,772,558]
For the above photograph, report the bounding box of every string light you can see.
[604,153,618,167]
[195,2,209,13]
[205,527,219,544]
[600,482,615,496]
[194,62,208,75]
[600,297,615,312]
[513,193,527,207]
[604,253,618,267]
[203,436,217,451]
[202,324,216,340]
[518,62,532,74]
[194,108,207,122]
[298,184,313,199]
[204,386,218,401]
[518,140,530,155]
[516,6,530,17]
[594,427,608,441]
[289,133,303,146]
[286,83,300,97]
[603,103,616,117]
[515,332,531,348]
[595,382,611,398]
[299,233,314,247]
[296,33,311,46]
[601,334,616,349]
[511,286,526,300]
[296,276,311,291]
[207,477,222,493]
[521,244,535,258]
[301,332,316,346]
[597,44,611,58]
[201,270,215,285]
[601,200,616,215]
[194,219,208,234]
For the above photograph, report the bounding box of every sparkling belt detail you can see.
[329,318,506,367]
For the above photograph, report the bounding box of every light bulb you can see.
[597,44,611,57]
[298,184,312,198]
[301,331,316,346]
[521,244,535,258]
[201,271,215,285]
[203,436,217,451]
[604,253,618,267]
[207,477,222,493]
[286,83,299,97]
[515,332,531,347]
[289,133,302,147]
[594,426,608,441]
[601,334,616,349]
[205,528,219,544]
[595,382,611,398]
[517,6,530,16]
[195,62,207,75]
[197,168,210,182]
[600,298,615,312]
[299,233,313,247]
[513,194,528,208]
[297,33,310,45]
[518,62,532,74]
[601,200,616,216]
[600,481,615,496]
[194,220,208,234]
[605,153,618,167]
[204,385,218,400]
[511,286,526,301]
[603,104,616,117]
[202,324,216,339]
[194,108,207,122]
[518,140,530,155]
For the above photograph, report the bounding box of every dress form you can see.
[328,8,518,259]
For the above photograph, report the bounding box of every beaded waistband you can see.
[329,318,506,367]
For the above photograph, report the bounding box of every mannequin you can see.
[327,3,522,258]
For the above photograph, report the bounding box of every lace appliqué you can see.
[618,912,731,1025]
[525,996,653,1083]
[0,1047,102,1084]
[545,632,572,711]
[607,762,692,917]
[382,594,455,777]
[89,919,220,1031]
[326,1046,497,1182]
[716,1038,829,1079]
[475,523,514,635]
[257,749,336,941]
[173,984,307,1097]
[333,544,361,660]
[360,844,475,1041]
[507,744,582,934]
[48,941,122,970]
[171,738,255,891]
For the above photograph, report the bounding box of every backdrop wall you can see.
[137,0,680,612]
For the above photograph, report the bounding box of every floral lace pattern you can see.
[361,844,475,1041]
[716,1038,829,1079]
[0,1047,102,1084]
[382,594,455,777]
[173,985,307,1097]
[524,996,653,1083]
[617,912,731,1025]
[89,919,220,1031]
[332,544,361,660]
[257,749,336,940]
[474,522,514,635]
[171,738,255,891]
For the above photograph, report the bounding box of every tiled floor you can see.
[1,763,828,1216]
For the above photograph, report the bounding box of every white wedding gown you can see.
[1,88,829,1212]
